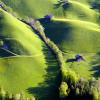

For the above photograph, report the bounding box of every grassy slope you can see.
[63,52,100,79]
[42,18,100,79]
[62,0,98,22]
[42,18,100,53]
[39,0,100,79]
[1,0,100,52]
[1,0,100,85]
[1,0,57,18]
[1,0,98,22]
[0,9,59,99]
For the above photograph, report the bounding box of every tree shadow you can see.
[90,53,100,78]
[91,2,100,11]
[27,44,61,100]
[65,94,93,100]
[0,48,13,57]
[66,58,76,63]
[54,1,70,10]
[39,19,73,45]
[0,36,14,57]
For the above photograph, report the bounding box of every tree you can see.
[57,0,70,17]
[59,82,70,98]
[58,0,70,8]
[19,92,25,100]
[34,21,44,32]
[15,93,21,100]
[30,96,36,100]
[0,40,4,47]
[91,1,100,12]
[0,87,5,100]
[5,91,11,100]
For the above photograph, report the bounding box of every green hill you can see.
[40,16,100,79]
[1,0,99,22]
[0,8,59,99]
[1,0,56,18]
[0,0,100,99]
[1,0,100,79]
[42,18,100,53]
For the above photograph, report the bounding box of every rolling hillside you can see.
[0,8,59,99]
[42,18,100,53]
[0,0,100,99]
[1,0,56,18]
[38,0,100,79]
[1,0,99,22]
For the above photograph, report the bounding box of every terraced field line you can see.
[1,48,19,56]
[4,38,18,40]
[15,54,43,58]
[0,54,43,59]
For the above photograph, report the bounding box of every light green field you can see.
[1,0,98,22]
[0,9,59,99]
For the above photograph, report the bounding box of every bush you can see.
[89,79,100,100]
[92,87,100,100]
[0,40,4,47]
[59,82,70,98]
[62,69,79,86]
[75,78,90,95]
[0,87,5,98]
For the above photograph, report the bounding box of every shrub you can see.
[62,69,79,86]
[0,87,5,99]
[89,79,100,100]
[30,96,36,100]
[92,87,100,100]
[33,21,44,33]
[0,40,4,47]
[59,82,70,98]
[75,78,90,95]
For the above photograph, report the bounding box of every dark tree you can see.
[91,1,100,12]
[44,14,53,22]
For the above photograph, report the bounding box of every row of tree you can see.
[0,87,36,100]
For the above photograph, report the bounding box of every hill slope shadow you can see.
[39,20,73,45]
[27,44,61,100]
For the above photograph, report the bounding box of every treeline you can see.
[26,20,81,99]
[60,74,100,100]
[0,87,35,100]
